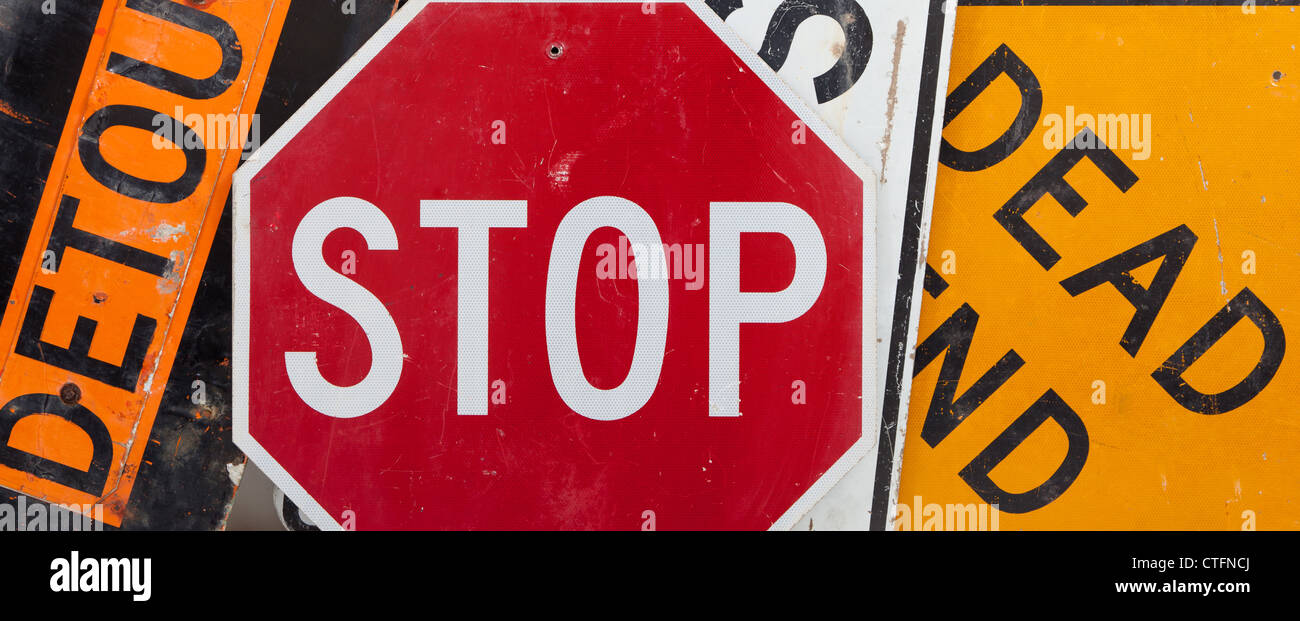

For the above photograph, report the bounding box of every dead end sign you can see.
[235,0,878,530]
[901,1,1299,530]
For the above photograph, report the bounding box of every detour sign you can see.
[0,0,286,527]
[899,1,1299,530]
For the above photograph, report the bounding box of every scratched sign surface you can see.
[899,1,1299,530]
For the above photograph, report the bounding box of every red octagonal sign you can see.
[235,0,876,530]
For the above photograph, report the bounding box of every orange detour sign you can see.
[0,0,288,527]
[899,1,1299,530]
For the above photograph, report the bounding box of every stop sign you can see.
[234,0,875,530]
